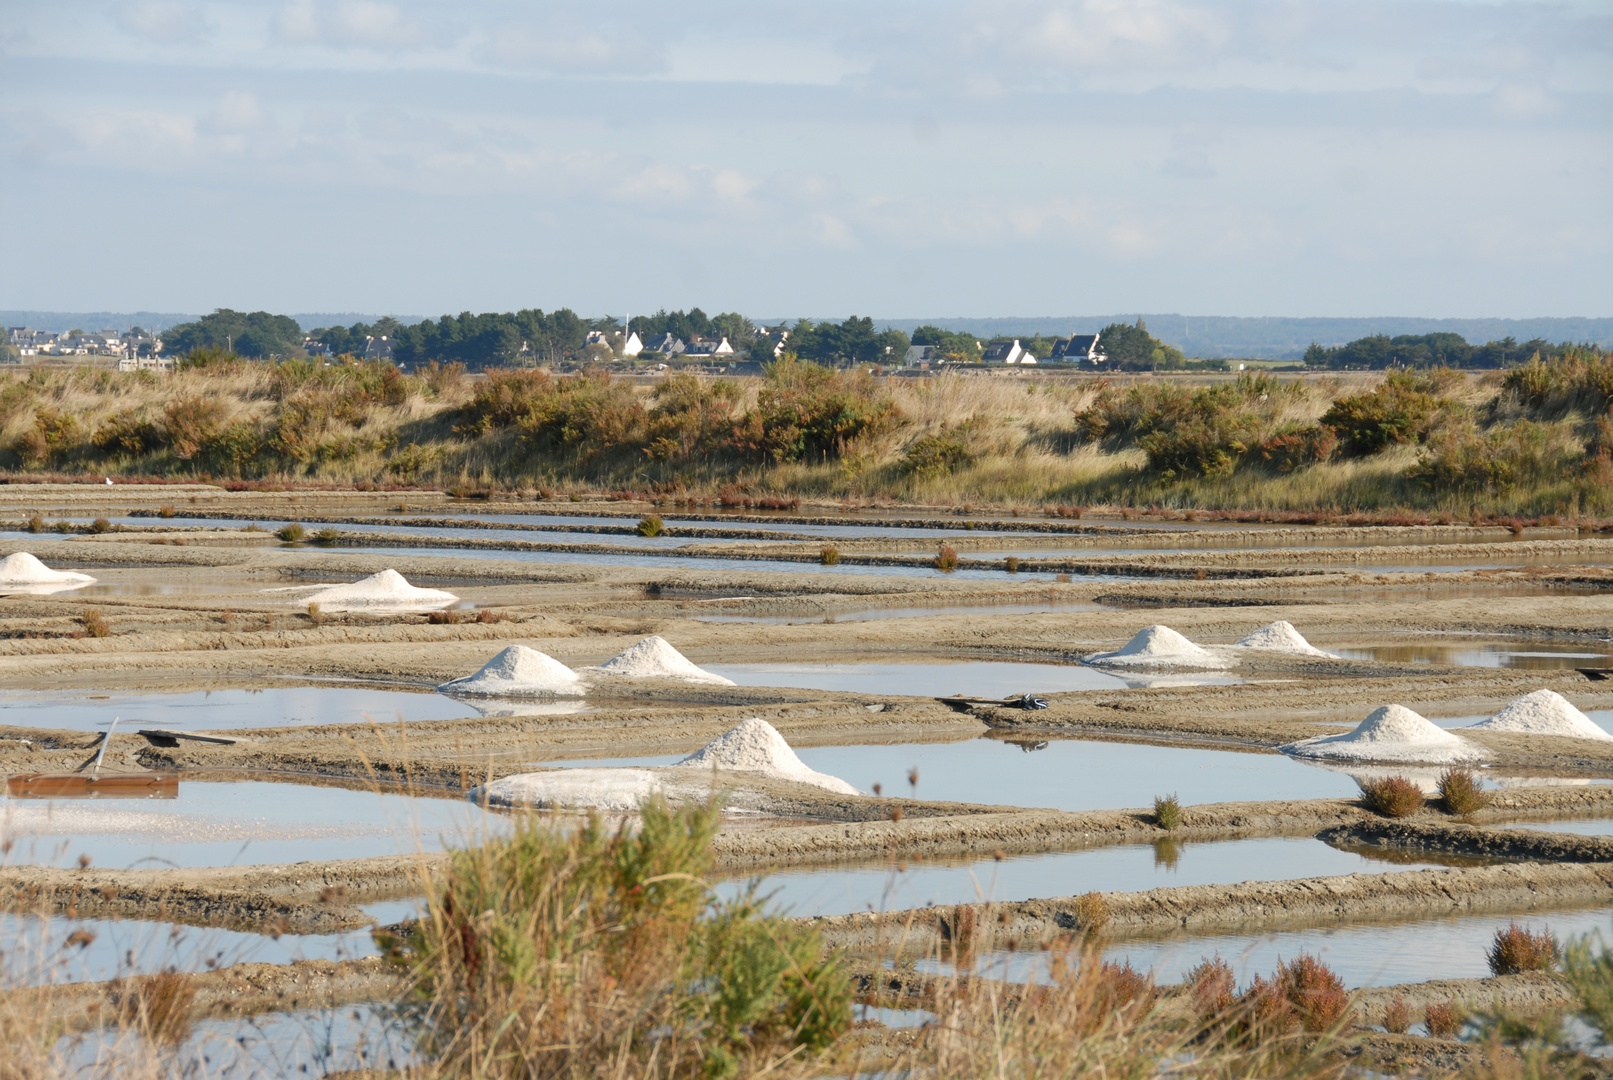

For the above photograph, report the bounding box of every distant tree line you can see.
[164,310,304,359]
[1303,333,1584,370]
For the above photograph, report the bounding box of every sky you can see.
[1,0,1609,321]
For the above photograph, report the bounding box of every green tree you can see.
[1099,319,1187,370]
[164,309,304,358]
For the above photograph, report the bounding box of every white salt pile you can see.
[1467,689,1613,742]
[0,552,96,586]
[591,636,735,685]
[1282,704,1485,764]
[673,719,860,795]
[302,569,458,610]
[473,769,664,812]
[1086,625,1228,669]
[1236,621,1335,658]
[439,646,584,697]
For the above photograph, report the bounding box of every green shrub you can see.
[91,409,164,457]
[902,423,979,477]
[275,523,305,543]
[26,514,43,533]
[1153,793,1183,830]
[747,358,899,463]
[162,396,227,459]
[313,527,340,545]
[637,514,665,537]
[385,799,849,1079]
[819,545,839,565]
[1409,419,1564,494]
[643,373,745,461]
[1358,775,1425,818]
[1319,369,1452,457]
[1502,348,1613,418]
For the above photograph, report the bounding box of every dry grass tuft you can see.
[1153,793,1184,830]
[819,544,840,565]
[1358,775,1426,818]
[77,608,111,639]
[1382,994,1413,1034]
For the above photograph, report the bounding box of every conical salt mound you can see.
[674,718,859,794]
[1282,704,1485,763]
[593,636,735,685]
[1086,625,1228,669]
[304,569,458,609]
[440,646,584,697]
[1468,690,1612,742]
[0,552,95,585]
[1236,621,1334,658]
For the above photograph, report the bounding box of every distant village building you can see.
[1053,333,1105,363]
[363,335,393,361]
[982,339,1035,365]
[640,333,685,357]
[684,336,734,357]
[118,354,174,373]
[903,345,938,368]
[621,331,643,357]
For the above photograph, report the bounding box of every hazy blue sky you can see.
[2,0,1609,320]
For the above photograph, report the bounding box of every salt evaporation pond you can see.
[57,1002,412,1079]
[714,836,1483,919]
[1507,819,1613,838]
[1,780,508,869]
[0,909,386,987]
[537,738,1364,811]
[0,685,589,734]
[925,907,1613,991]
[693,600,1108,624]
[1338,640,1613,670]
[702,661,1240,697]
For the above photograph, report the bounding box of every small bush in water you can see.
[1424,1000,1465,1039]
[1358,775,1425,818]
[1004,555,1020,573]
[26,515,43,533]
[275,522,305,543]
[1438,766,1489,816]
[819,545,839,565]
[89,517,112,534]
[312,527,340,545]
[1488,922,1559,976]
[1153,793,1183,831]
[636,513,665,537]
[934,542,959,571]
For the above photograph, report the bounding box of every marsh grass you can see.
[636,513,665,537]
[819,544,839,565]
[77,608,111,639]
[275,522,305,543]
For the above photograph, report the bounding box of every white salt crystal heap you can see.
[590,636,735,685]
[303,569,458,611]
[439,645,584,697]
[474,769,664,812]
[0,552,96,586]
[1283,704,1485,764]
[1467,689,1613,742]
[673,718,860,795]
[1235,620,1335,658]
[1086,625,1229,669]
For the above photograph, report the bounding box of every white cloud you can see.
[274,0,429,50]
[116,1,210,44]
[200,91,275,135]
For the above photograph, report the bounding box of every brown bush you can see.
[162,396,227,458]
[819,545,840,565]
[1186,956,1237,1019]
[1424,999,1464,1039]
[1358,775,1426,818]
[427,609,462,625]
[1382,995,1412,1034]
[934,542,959,571]
[1275,953,1350,1032]
[1071,891,1109,935]
[78,608,111,639]
[1487,922,1559,976]
[1438,766,1489,816]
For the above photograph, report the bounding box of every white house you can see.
[621,331,643,357]
[982,339,1034,365]
[1054,333,1105,364]
[684,336,734,357]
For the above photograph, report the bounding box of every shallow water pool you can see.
[1337,640,1613,670]
[1,780,506,869]
[1,909,384,987]
[925,907,1613,990]
[702,661,1240,697]
[716,836,1485,919]
[0,684,585,734]
[693,600,1108,624]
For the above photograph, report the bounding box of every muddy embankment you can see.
[1322,819,1613,863]
[812,861,1613,956]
